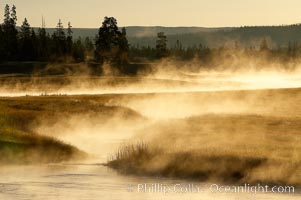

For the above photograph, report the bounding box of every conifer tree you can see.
[156,32,168,58]
[19,18,33,60]
[0,25,4,61]
[52,19,67,58]
[66,22,73,55]
[2,4,18,60]
[95,17,129,68]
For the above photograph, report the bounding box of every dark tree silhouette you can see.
[30,28,37,59]
[37,26,50,60]
[55,19,65,39]
[0,4,89,63]
[260,38,269,51]
[3,5,10,25]
[95,17,119,63]
[66,22,73,55]
[73,38,85,62]
[156,32,168,58]
[95,17,129,66]
[116,27,129,65]
[2,4,18,60]
[19,18,34,60]
[52,19,67,58]
[20,18,30,37]
[11,5,17,26]
[84,37,94,54]
[0,24,4,61]
[3,4,301,74]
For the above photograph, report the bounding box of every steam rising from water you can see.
[0,70,301,97]
[1,63,300,200]
[4,64,298,158]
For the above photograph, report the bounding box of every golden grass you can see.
[0,98,88,164]
[1,83,301,186]
[108,114,301,186]
[0,95,144,164]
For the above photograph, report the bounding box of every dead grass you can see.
[108,114,301,186]
[0,99,86,164]
[0,95,144,164]
[1,83,301,186]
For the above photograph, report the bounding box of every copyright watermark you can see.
[126,183,295,195]
[209,183,295,194]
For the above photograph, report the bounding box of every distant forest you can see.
[0,5,93,63]
[42,26,301,49]
[1,4,301,74]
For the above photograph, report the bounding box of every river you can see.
[0,74,300,199]
[0,163,299,200]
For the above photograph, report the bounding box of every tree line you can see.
[0,4,132,73]
[130,32,301,70]
[1,4,301,73]
[0,4,94,63]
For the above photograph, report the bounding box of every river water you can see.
[0,129,299,200]
[0,163,299,200]
[0,73,300,199]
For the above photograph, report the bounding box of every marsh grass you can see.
[108,143,268,183]
[108,142,155,173]
[1,86,301,186]
[0,95,144,164]
[0,98,89,164]
[108,114,301,186]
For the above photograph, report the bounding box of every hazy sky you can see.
[0,0,301,28]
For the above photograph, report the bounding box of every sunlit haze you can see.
[1,0,301,28]
[0,1,301,200]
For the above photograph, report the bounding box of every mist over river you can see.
[0,72,300,200]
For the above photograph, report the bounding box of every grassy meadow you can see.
[0,93,144,164]
[0,77,300,187]
[106,88,301,187]
[108,114,301,186]
[0,97,90,164]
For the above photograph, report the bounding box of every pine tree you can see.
[66,22,73,55]
[30,28,37,59]
[116,27,129,67]
[3,5,10,26]
[20,18,31,38]
[2,4,18,60]
[73,38,85,62]
[0,25,4,61]
[10,5,17,26]
[52,19,67,59]
[95,17,120,63]
[18,19,37,61]
[37,28,46,60]
[67,22,73,37]
[55,19,65,40]
[84,37,94,53]
[95,17,129,68]
[156,32,168,58]
[37,18,50,61]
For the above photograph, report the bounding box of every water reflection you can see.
[0,164,299,200]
